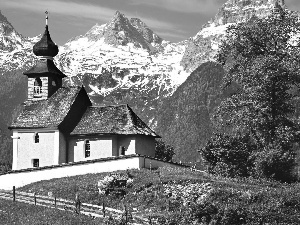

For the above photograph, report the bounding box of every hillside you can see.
[0,0,298,166]
[0,69,27,166]
[18,167,300,224]
[0,198,103,225]
[156,62,225,162]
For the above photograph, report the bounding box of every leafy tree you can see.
[155,139,175,162]
[202,8,300,181]
[201,133,256,177]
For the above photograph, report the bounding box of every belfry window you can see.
[34,133,39,143]
[33,78,42,97]
[85,140,90,158]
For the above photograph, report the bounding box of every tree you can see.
[201,133,256,177]
[155,139,175,162]
[202,8,300,181]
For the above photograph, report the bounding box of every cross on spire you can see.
[45,11,48,25]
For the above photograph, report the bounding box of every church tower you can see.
[23,13,66,101]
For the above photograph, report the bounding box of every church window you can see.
[85,140,90,158]
[33,78,42,98]
[34,133,39,143]
[32,159,39,168]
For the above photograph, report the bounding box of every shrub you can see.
[200,134,255,178]
[155,139,175,162]
[253,143,297,182]
[97,173,132,196]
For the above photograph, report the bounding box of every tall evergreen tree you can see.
[202,8,300,181]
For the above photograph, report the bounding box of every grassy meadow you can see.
[13,167,300,224]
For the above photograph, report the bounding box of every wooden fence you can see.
[0,187,147,223]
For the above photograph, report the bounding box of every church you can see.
[9,16,160,171]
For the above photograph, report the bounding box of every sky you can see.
[2,0,300,45]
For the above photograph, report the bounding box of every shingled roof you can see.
[23,59,66,78]
[10,86,83,129]
[70,105,160,137]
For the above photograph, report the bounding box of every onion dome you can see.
[33,25,59,57]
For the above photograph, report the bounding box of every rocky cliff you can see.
[180,0,287,72]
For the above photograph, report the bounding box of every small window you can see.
[33,78,42,98]
[34,133,39,143]
[33,159,39,168]
[85,140,90,158]
[52,80,56,86]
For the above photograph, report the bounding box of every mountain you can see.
[90,11,163,51]
[56,11,189,127]
[0,10,37,75]
[0,10,23,52]
[180,0,287,72]
[155,62,225,163]
[0,11,30,167]
[0,0,296,165]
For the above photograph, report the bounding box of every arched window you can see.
[85,140,90,158]
[34,133,39,143]
[33,78,42,97]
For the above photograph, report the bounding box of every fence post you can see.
[34,192,36,205]
[13,186,15,202]
[102,200,105,218]
[124,204,128,224]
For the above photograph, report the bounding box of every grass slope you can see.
[18,167,300,224]
[0,198,103,224]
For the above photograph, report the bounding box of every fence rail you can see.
[0,187,147,224]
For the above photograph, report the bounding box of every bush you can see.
[219,207,247,225]
[200,134,255,178]
[155,139,175,162]
[254,143,297,182]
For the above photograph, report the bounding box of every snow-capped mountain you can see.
[180,0,287,72]
[0,10,37,74]
[55,12,188,128]
[56,11,188,101]
[0,0,295,163]
[54,11,189,128]
[0,10,23,52]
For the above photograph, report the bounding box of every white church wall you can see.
[12,130,56,170]
[12,131,20,170]
[69,136,118,162]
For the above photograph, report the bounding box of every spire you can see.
[45,10,48,26]
[23,11,66,101]
[33,11,59,58]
